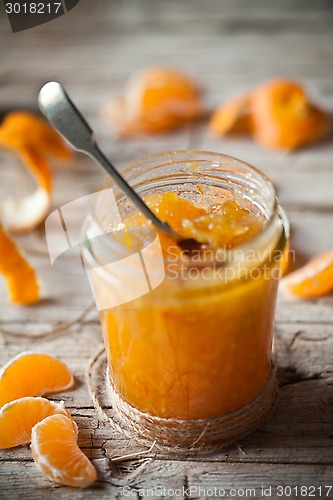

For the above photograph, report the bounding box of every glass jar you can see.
[82,151,289,450]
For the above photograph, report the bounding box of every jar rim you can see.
[110,149,276,190]
[87,150,285,263]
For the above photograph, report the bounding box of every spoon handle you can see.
[38,81,180,240]
[91,144,178,237]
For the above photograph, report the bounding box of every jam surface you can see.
[124,191,265,253]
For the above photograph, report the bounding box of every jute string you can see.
[0,301,95,340]
[87,346,278,455]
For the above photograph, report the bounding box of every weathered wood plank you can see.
[1,460,333,500]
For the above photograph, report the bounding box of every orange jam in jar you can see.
[83,151,288,447]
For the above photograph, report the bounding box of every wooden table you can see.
[0,1,332,498]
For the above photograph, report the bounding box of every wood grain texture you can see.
[0,0,333,498]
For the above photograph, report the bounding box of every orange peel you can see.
[249,79,329,150]
[0,224,40,305]
[210,79,330,150]
[31,414,97,488]
[281,250,333,298]
[210,93,251,136]
[105,67,203,136]
[0,112,71,232]
[0,112,72,160]
[0,397,71,449]
[0,352,74,407]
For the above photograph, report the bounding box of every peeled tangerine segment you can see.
[282,250,333,298]
[280,241,291,277]
[0,224,40,305]
[106,67,202,136]
[31,414,97,488]
[0,397,71,449]
[0,352,74,407]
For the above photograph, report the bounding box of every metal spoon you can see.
[38,82,201,252]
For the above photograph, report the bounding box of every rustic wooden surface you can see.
[0,0,333,498]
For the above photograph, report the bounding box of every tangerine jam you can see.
[83,152,288,440]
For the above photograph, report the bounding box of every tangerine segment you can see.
[0,112,72,160]
[106,67,202,136]
[249,79,329,150]
[282,250,333,298]
[31,414,97,488]
[279,241,291,277]
[210,93,251,136]
[0,397,71,448]
[0,225,40,305]
[0,352,74,407]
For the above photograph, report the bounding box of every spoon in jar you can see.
[38,82,202,253]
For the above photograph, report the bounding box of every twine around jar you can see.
[105,364,278,454]
[86,347,278,455]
